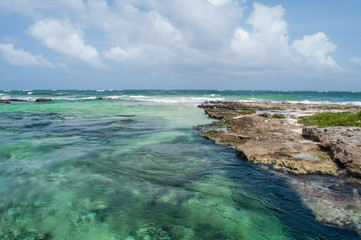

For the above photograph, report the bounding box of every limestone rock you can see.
[303,126,361,177]
[198,101,361,177]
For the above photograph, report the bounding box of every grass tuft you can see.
[238,110,256,115]
[259,113,286,119]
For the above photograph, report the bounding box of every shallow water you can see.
[0,90,360,239]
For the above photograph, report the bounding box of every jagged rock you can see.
[303,126,361,177]
[36,98,52,102]
[198,102,360,176]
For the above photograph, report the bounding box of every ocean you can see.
[0,90,360,239]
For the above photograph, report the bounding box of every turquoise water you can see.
[0,90,360,239]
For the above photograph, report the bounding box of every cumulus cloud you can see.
[230,3,291,68]
[230,3,339,71]
[0,43,53,67]
[28,19,104,68]
[1,0,341,75]
[292,32,340,70]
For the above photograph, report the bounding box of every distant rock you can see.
[10,99,26,102]
[35,98,52,102]
[0,100,11,104]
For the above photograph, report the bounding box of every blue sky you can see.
[1,0,361,90]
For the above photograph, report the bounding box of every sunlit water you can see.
[0,90,360,239]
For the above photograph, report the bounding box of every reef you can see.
[35,98,52,102]
[197,101,361,178]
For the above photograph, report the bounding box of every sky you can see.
[0,0,361,90]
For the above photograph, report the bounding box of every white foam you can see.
[97,95,226,105]
[288,100,361,106]
[82,96,97,100]
[0,94,10,99]
[27,92,33,95]
[236,98,361,106]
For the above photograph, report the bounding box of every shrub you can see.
[299,111,361,127]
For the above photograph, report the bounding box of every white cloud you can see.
[1,0,341,75]
[28,18,104,68]
[0,43,53,67]
[230,3,339,71]
[350,58,361,66]
[208,0,232,6]
[103,46,142,62]
[292,32,340,70]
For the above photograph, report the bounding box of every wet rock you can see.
[0,100,11,104]
[36,98,52,102]
[10,99,27,102]
[287,176,361,233]
[197,102,361,176]
[36,232,53,240]
[303,126,361,178]
[136,224,171,240]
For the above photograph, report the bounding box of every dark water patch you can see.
[43,116,166,140]
[225,154,361,239]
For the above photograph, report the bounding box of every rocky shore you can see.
[197,101,361,232]
[197,101,361,178]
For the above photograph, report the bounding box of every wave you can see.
[1,92,360,106]
[237,99,361,106]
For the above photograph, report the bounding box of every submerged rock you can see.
[136,224,171,240]
[36,98,52,102]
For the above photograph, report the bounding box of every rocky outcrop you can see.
[35,98,52,102]
[0,100,11,104]
[197,101,361,177]
[303,126,361,177]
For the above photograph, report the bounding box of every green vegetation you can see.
[272,113,286,119]
[238,110,256,115]
[259,113,272,118]
[259,113,286,119]
[202,130,224,136]
[299,111,361,127]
